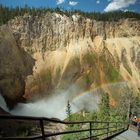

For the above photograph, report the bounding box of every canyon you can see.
[0,12,140,118]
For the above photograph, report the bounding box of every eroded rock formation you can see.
[0,12,140,107]
[0,26,35,108]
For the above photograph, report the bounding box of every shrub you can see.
[83,52,97,65]
[40,69,52,83]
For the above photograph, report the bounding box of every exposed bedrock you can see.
[0,26,35,108]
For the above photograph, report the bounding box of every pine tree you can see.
[99,92,110,121]
[130,92,140,116]
[0,5,140,26]
[66,100,72,121]
[116,91,133,120]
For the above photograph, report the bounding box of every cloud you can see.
[96,0,100,4]
[56,0,65,5]
[123,9,135,12]
[69,1,78,6]
[104,0,136,12]
[123,9,129,12]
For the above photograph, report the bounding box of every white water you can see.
[10,88,101,120]
[0,82,129,120]
[0,94,9,112]
[0,87,101,120]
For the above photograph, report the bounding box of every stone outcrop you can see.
[0,26,35,108]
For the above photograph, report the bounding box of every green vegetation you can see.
[99,92,110,121]
[0,122,33,137]
[62,91,140,139]
[107,65,119,82]
[84,74,92,87]
[99,54,120,82]
[17,126,31,137]
[40,69,52,83]
[0,5,140,26]
[62,111,89,140]
[83,52,97,65]
[66,100,72,121]
[62,101,90,139]
[132,95,140,116]
[61,123,89,140]
[116,91,140,118]
[62,93,117,140]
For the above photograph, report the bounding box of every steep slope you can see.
[0,26,35,108]
[1,12,140,108]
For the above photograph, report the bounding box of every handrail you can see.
[0,115,126,124]
[0,115,129,140]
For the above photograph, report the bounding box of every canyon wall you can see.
[0,12,140,107]
[0,26,35,108]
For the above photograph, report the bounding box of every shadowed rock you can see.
[0,26,35,109]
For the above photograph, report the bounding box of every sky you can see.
[0,0,140,13]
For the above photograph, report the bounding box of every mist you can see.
[0,94,9,112]
[0,85,101,120]
[10,86,101,120]
[0,82,128,120]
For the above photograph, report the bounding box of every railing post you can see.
[90,122,92,140]
[40,119,45,140]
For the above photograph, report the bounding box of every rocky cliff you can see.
[0,26,35,108]
[1,12,140,107]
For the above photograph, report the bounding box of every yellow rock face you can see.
[1,13,140,104]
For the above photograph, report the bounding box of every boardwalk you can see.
[112,129,140,140]
[0,115,130,140]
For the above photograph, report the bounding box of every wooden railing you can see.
[0,115,129,140]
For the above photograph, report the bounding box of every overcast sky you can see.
[0,0,140,13]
